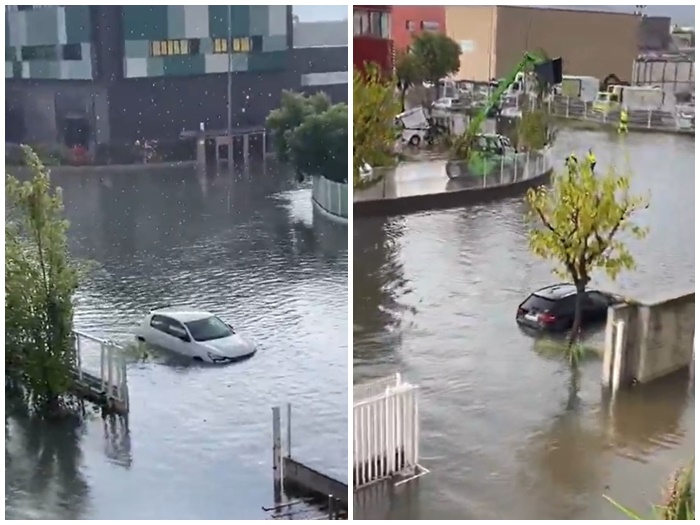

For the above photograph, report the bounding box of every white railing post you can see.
[612,320,626,397]
[547,97,552,114]
[583,101,587,120]
[647,110,652,129]
[100,342,107,391]
[76,334,83,381]
[500,154,505,185]
[525,151,531,179]
[566,97,570,118]
[483,156,487,187]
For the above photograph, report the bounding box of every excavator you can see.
[449,51,563,178]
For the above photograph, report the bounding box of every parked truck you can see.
[593,85,667,113]
[560,75,599,103]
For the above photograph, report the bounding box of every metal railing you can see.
[73,329,129,412]
[510,96,694,134]
[312,175,348,219]
[444,147,554,186]
[353,373,427,489]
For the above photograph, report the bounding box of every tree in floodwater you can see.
[353,64,400,187]
[410,32,461,101]
[395,49,423,112]
[526,161,648,375]
[266,90,347,183]
[6,146,79,411]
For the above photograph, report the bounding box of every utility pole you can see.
[226,4,233,169]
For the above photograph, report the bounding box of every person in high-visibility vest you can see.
[565,152,578,174]
[586,148,596,173]
[618,107,629,134]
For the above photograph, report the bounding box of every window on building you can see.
[150,39,198,57]
[232,37,251,53]
[406,20,415,32]
[21,45,57,61]
[420,21,440,32]
[354,9,390,38]
[213,38,228,54]
[62,43,82,61]
[251,35,263,53]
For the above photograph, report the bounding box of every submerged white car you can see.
[135,309,257,363]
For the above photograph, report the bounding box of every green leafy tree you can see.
[287,103,348,183]
[353,64,400,187]
[410,32,461,100]
[526,161,649,348]
[266,90,332,163]
[6,146,79,410]
[395,49,424,112]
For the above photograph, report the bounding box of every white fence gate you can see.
[353,373,428,489]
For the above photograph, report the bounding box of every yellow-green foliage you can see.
[526,161,649,287]
[518,109,550,151]
[353,65,400,187]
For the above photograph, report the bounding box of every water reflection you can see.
[353,130,694,519]
[7,160,347,519]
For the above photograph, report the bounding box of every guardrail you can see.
[503,96,694,134]
[444,147,554,187]
[72,329,129,413]
[312,175,348,219]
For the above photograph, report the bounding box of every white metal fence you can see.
[505,96,694,134]
[312,175,348,219]
[353,373,426,489]
[445,147,553,185]
[73,329,129,412]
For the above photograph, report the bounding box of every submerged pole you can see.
[272,406,282,504]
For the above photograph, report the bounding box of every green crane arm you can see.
[466,51,547,138]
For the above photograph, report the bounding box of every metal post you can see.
[261,130,267,162]
[76,334,83,381]
[272,406,282,504]
[499,154,505,185]
[647,110,652,129]
[242,133,249,167]
[226,5,233,170]
[566,97,569,118]
[286,402,292,458]
[525,151,530,179]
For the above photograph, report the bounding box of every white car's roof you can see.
[150,309,214,323]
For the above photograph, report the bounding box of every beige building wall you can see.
[445,6,497,82]
[494,6,639,82]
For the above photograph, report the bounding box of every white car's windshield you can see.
[185,317,232,342]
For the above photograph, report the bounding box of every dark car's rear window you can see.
[521,294,556,311]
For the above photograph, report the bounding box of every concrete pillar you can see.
[243,133,250,167]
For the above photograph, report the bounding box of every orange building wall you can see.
[392,6,446,50]
[445,6,498,81]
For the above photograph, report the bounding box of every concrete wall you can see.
[494,6,639,82]
[605,291,694,386]
[445,6,497,82]
[312,176,348,219]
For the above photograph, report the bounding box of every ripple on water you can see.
[6,166,348,520]
[354,130,694,520]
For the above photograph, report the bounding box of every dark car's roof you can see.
[533,283,578,300]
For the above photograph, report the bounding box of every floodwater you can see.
[5,162,348,520]
[353,130,695,519]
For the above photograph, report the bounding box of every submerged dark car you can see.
[516,283,621,333]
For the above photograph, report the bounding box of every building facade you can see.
[353,5,393,75]
[391,6,445,50]
[445,6,639,83]
[6,5,347,146]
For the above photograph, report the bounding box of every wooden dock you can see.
[267,404,347,519]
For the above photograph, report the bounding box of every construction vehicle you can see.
[449,51,562,178]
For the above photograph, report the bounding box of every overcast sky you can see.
[542,6,694,25]
[291,5,693,25]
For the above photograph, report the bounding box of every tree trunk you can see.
[566,365,581,411]
[569,283,585,347]
[400,88,407,112]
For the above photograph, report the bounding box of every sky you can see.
[292,5,693,25]
[293,5,348,22]
[543,6,695,25]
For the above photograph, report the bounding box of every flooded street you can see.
[353,130,694,519]
[6,162,348,520]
